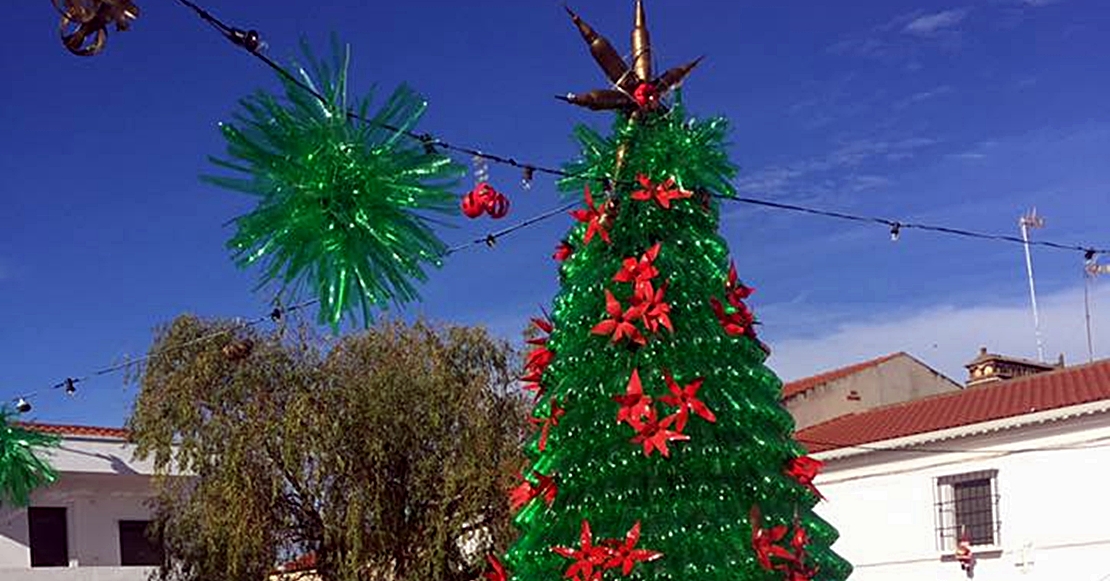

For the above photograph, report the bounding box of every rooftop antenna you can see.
[1019,209,1046,362]
[1084,255,1110,363]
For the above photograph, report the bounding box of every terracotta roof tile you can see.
[795,358,1110,453]
[19,422,130,440]
[782,352,905,399]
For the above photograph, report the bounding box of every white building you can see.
[0,424,162,581]
[798,353,1110,581]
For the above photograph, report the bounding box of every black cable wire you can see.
[11,299,317,406]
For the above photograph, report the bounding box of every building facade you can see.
[782,352,962,430]
[798,358,1110,581]
[0,424,163,581]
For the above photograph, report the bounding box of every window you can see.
[119,520,164,566]
[935,470,1000,551]
[28,507,69,567]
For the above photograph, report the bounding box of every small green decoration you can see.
[0,407,60,507]
[206,38,464,327]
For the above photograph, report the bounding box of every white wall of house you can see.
[0,435,160,581]
[813,409,1110,581]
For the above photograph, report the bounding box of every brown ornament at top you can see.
[560,0,702,114]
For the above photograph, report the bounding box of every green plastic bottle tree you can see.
[487,3,853,581]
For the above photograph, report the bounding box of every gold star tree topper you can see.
[559,0,701,113]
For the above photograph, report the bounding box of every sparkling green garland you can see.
[0,407,59,507]
[206,39,464,328]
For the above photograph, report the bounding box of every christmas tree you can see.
[490,3,853,581]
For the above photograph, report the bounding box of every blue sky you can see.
[3,0,1108,427]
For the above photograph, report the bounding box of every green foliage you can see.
[0,407,59,507]
[128,315,528,581]
[207,38,465,328]
[503,102,851,581]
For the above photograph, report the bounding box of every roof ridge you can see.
[781,351,907,399]
[18,422,131,440]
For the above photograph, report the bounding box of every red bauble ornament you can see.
[461,182,510,219]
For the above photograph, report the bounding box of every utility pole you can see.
[1020,210,1046,362]
[1085,258,1110,363]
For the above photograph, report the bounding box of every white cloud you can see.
[765,283,1110,384]
[903,9,969,36]
[893,85,954,109]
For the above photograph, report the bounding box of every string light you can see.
[170,0,1108,261]
[890,223,901,242]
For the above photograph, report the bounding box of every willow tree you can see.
[128,315,528,581]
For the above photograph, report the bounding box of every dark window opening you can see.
[935,470,1001,551]
[28,507,69,567]
[119,520,164,566]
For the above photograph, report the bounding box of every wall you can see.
[813,412,1110,581]
[785,355,961,429]
[0,438,159,581]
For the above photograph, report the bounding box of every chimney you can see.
[964,346,1059,387]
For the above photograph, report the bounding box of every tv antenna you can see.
[1019,209,1046,362]
[1084,255,1110,363]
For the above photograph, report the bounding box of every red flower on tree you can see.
[531,397,566,452]
[613,243,661,288]
[633,280,673,334]
[592,290,647,345]
[510,470,557,512]
[750,506,795,571]
[631,174,692,209]
[725,262,755,305]
[552,521,614,581]
[658,372,715,432]
[784,456,825,500]
[484,554,508,581]
[570,185,612,245]
[613,368,653,426]
[602,521,663,575]
[630,408,690,457]
[554,240,574,261]
[710,296,756,338]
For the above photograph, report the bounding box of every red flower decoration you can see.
[634,280,673,334]
[631,175,692,209]
[658,372,715,432]
[592,290,646,345]
[554,241,573,261]
[630,408,689,457]
[784,456,825,500]
[613,243,660,288]
[531,397,565,452]
[570,185,612,245]
[510,470,557,511]
[484,554,508,581]
[750,506,795,571]
[602,521,663,575]
[710,296,756,338]
[633,83,658,109]
[613,368,653,427]
[726,262,755,304]
[553,521,614,581]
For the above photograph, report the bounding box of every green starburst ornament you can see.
[0,407,59,507]
[206,38,464,327]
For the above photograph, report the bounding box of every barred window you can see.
[934,470,1000,551]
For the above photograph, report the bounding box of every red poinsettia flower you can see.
[553,521,614,581]
[630,408,690,457]
[658,372,715,432]
[592,290,646,345]
[530,397,565,452]
[726,262,755,301]
[527,316,553,347]
[484,554,508,581]
[602,521,663,575]
[630,174,692,209]
[784,456,825,500]
[570,185,612,245]
[614,243,661,287]
[710,296,756,337]
[521,369,546,401]
[554,240,574,261]
[510,470,557,511]
[613,368,653,426]
[633,280,673,334]
[750,506,796,571]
